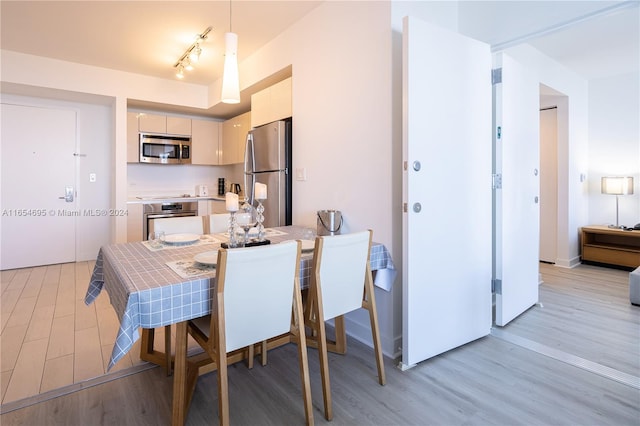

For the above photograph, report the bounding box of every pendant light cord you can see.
[229,0,232,32]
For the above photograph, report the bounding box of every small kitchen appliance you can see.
[218,178,226,196]
[197,184,209,197]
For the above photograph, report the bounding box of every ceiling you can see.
[1,1,638,116]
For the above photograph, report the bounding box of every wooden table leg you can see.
[172,322,188,426]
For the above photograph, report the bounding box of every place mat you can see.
[220,227,288,239]
[166,259,216,279]
[142,234,223,252]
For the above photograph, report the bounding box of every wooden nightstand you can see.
[581,226,640,269]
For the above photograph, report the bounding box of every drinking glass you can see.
[148,231,165,249]
[302,228,315,241]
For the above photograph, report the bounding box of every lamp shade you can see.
[601,176,634,195]
[221,32,240,104]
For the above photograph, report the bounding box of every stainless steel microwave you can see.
[139,133,191,164]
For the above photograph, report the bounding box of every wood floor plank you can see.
[74,327,105,382]
[0,324,28,374]
[40,355,74,394]
[2,338,48,404]
[24,305,55,342]
[46,315,74,360]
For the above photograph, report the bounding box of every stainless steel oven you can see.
[143,201,198,240]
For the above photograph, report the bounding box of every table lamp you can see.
[601,176,634,228]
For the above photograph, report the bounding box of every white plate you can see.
[194,250,219,266]
[281,239,315,252]
[162,233,200,245]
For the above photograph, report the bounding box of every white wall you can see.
[239,1,398,355]
[588,71,640,227]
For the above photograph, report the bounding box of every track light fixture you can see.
[174,26,212,79]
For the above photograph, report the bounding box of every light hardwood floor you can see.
[0,261,170,405]
[1,262,638,425]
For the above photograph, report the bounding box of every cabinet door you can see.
[191,119,220,165]
[167,116,191,135]
[234,111,251,164]
[138,113,166,133]
[127,203,144,242]
[220,118,239,165]
[127,112,139,163]
[251,88,271,128]
[271,77,292,121]
[209,200,227,214]
[251,78,291,128]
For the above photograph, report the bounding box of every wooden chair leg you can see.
[247,344,254,369]
[364,266,386,385]
[333,315,347,354]
[292,281,315,425]
[316,316,333,420]
[261,340,268,366]
[216,303,230,426]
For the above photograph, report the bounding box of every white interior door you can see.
[401,16,493,369]
[539,107,558,263]
[493,53,540,326]
[1,103,77,269]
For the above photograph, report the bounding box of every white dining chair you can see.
[208,213,231,234]
[304,229,386,421]
[151,216,204,236]
[172,241,313,426]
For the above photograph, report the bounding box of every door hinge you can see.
[492,173,502,189]
[403,161,408,171]
[403,202,408,213]
[492,68,502,85]
[492,278,502,294]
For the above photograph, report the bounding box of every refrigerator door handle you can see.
[248,174,256,205]
[244,133,255,174]
[244,133,255,204]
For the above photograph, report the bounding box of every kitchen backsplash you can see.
[127,163,244,197]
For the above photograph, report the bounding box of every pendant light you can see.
[221,0,240,103]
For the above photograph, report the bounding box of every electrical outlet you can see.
[89,173,97,183]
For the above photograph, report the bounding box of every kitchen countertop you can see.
[127,195,227,204]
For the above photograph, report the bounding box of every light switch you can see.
[296,168,307,181]
[89,173,97,182]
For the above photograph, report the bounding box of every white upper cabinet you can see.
[167,116,191,135]
[138,113,191,135]
[191,119,221,165]
[221,111,251,165]
[251,77,292,128]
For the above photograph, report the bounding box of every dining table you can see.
[84,225,396,371]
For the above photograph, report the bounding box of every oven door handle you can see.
[146,212,197,219]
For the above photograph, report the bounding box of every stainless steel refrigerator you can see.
[244,119,292,227]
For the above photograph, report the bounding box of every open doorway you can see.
[539,105,558,263]
[539,84,568,265]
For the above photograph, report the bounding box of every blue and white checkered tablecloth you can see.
[85,226,396,370]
